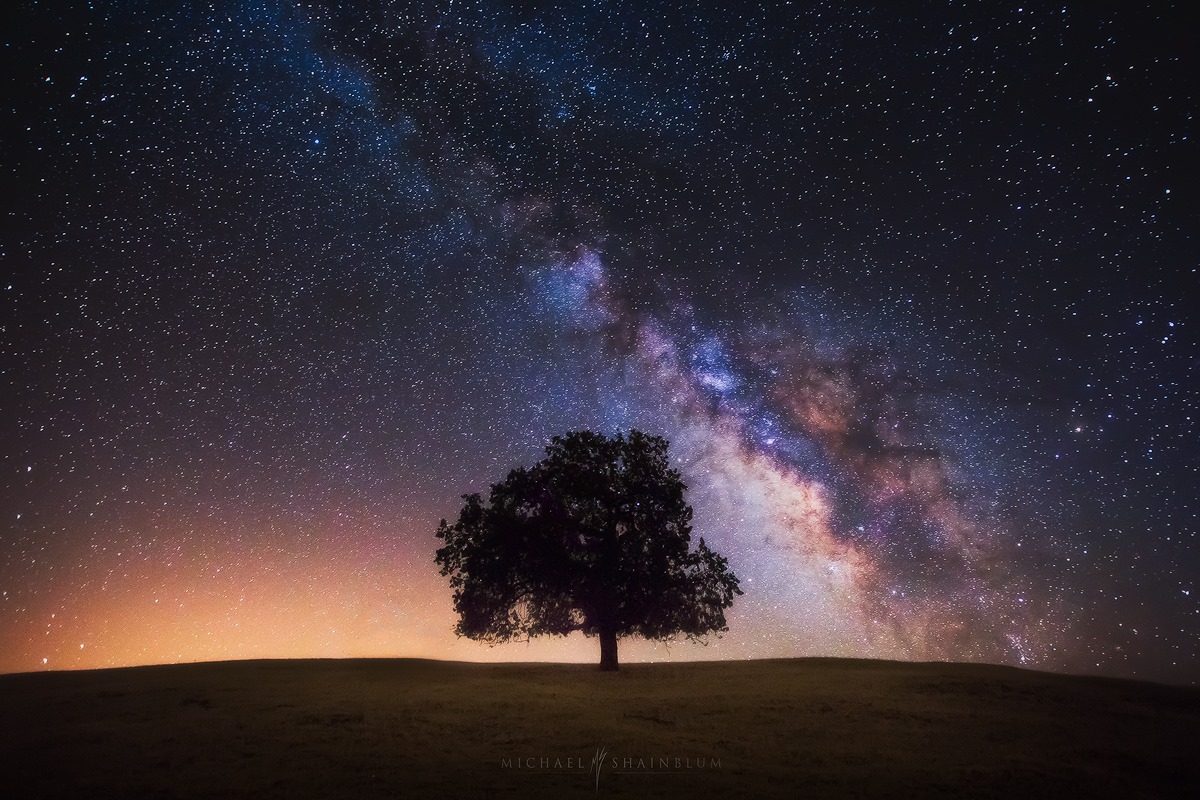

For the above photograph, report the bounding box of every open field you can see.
[1,657,1197,798]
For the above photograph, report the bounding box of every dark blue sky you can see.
[2,1,1195,681]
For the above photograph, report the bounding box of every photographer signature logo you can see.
[590,745,608,792]
[501,744,720,793]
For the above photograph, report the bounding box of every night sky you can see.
[2,1,1196,683]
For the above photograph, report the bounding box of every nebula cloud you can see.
[527,250,1054,665]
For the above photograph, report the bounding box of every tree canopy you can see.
[434,430,742,670]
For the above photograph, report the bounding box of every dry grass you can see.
[1,657,1197,798]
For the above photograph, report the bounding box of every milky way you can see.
[2,1,1195,682]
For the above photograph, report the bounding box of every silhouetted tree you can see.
[435,430,742,670]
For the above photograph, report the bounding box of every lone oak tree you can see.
[435,430,742,670]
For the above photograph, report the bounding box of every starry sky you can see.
[2,0,1196,682]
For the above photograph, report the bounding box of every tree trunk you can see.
[598,628,619,671]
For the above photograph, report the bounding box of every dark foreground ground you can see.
[1,657,1197,799]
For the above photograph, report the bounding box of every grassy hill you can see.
[1,657,1196,798]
